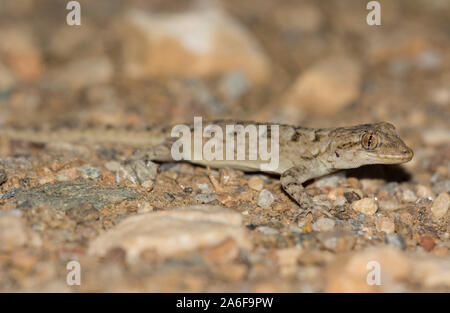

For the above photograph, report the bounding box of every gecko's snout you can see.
[402,146,414,161]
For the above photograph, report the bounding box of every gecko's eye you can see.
[361,133,378,150]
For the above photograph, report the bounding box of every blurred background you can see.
[0,0,448,132]
[0,0,449,292]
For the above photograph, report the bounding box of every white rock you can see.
[88,205,250,262]
[116,8,271,83]
[258,189,275,208]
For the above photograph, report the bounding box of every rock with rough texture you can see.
[430,192,449,219]
[283,55,361,114]
[15,181,138,211]
[351,198,378,216]
[116,8,271,83]
[88,205,250,262]
[119,160,158,189]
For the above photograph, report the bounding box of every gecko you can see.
[0,121,413,213]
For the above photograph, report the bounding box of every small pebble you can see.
[248,176,264,191]
[375,216,395,234]
[351,198,378,216]
[104,161,121,172]
[333,196,347,206]
[385,233,406,250]
[194,193,216,204]
[120,160,157,187]
[258,189,275,208]
[197,183,210,193]
[0,169,6,185]
[432,179,450,194]
[379,182,399,196]
[415,185,434,200]
[312,218,335,232]
[401,189,417,203]
[78,165,102,180]
[56,168,80,182]
[430,192,449,219]
[378,199,399,211]
[420,235,435,252]
[133,160,158,182]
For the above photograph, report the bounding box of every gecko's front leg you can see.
[281,166,332,218]
[281,166,313,209]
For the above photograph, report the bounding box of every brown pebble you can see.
[420,235,435,252]
[248,176,264,191]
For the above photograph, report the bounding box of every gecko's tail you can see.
[0,126,167,147]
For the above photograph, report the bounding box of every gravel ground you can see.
[0,0,448,292]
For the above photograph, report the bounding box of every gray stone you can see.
[15,181,138,210]
[194,193,216,204]
[385,233,406,250]
[78,165,102,180]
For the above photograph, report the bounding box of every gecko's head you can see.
[329,122,413,168]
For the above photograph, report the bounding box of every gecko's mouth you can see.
[369,148,414,163]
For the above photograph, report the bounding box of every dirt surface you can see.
[0,0,449,292]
